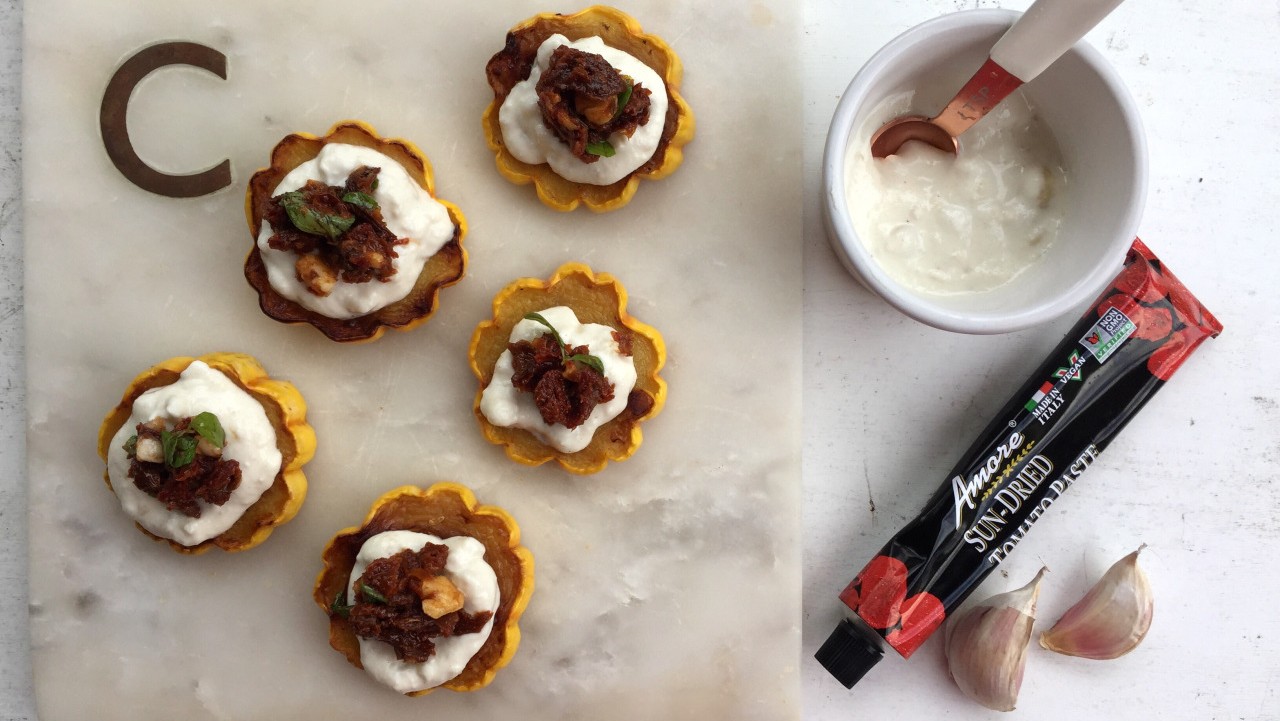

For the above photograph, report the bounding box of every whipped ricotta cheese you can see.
[845,91,1069,294]
[347,530,500,694]
[257,143,456,319]
[498,34,668,185]
[480,305,637,453]
[106,361,282,546]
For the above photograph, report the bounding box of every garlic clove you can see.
[944,567,1048,712]
[1039,545,1152,660]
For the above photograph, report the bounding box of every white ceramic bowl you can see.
[823,9,1147,334]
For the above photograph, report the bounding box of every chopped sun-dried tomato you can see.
[347,544,493,664]
[508,333,615,428]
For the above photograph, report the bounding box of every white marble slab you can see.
[22,1,801,719]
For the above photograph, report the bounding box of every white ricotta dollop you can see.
[498,34,668,185]
[845,90,1069,294]
[256,143,456,319]
[479,305,637,454]
[347,530,500,694]
[106,361,283,547]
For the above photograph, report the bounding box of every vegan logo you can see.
[1054,350,1086,382]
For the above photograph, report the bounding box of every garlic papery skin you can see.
[944,567,1047,712]
[1039,545,1152,660]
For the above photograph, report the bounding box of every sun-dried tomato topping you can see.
[626,389,654,418]
[536,46,652,163]
[348,545,493,664]
[509,333,615,429]
[611,329,634,357]
[510,334,566,390]
[126,419,242,518]
[266,166,404,296]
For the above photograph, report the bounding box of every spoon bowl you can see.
[869,116,956,158]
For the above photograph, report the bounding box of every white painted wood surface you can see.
[2,0,1278,718]
[801,1,1280,718]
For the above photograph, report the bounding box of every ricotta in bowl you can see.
[845,90,1069,295]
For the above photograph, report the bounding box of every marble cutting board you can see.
[22,1,801,719]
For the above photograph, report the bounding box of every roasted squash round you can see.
[97,352,315,554]
[483,6,695,212]
[470,262,667,474]
[314,483,534,695]
[245,120,467,342]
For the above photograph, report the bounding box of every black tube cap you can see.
[815,619,884,688]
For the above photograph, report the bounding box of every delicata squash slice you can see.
[470,263,667,474]
[314,483,534,696]
[483,5,695,212]
[245,120,467,343]
[97,352,315,554]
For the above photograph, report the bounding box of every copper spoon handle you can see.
[935,0,1127,137]
[929,58,1025,139]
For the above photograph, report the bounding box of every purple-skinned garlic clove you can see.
[1039,545,1152,660]
[944,567,1048,712]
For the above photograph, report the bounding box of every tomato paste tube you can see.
[816,239,1222,688]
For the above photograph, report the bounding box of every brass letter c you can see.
[99,42,231,198]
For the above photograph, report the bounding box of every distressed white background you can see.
[2,0,1279,718]
[801,1,1280,719]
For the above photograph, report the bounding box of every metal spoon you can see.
[871,0,1129,159]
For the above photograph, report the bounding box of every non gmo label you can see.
[1080,307,1136,363]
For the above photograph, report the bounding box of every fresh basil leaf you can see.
[614,77,634,119]
[122,435,138,458]
[585,140,616,158]
[568,354,605,374]
[161,430,198,468]
[189,411,225,449]
[330,591,352,619]
[341,191,379,212]
[278,190,355,240]
[371,178,379,191]
[360,583,388,604]
[523,312,568,360]
[160,430,179,466]
[168,433,198,468]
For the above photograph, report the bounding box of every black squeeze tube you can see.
[816,240,1222,688]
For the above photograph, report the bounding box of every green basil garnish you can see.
[278,190,355,240]
[360,583,388,604]
[341,191,379,212]
[160,430,198,468]
[330,591,352,618]
[524,312,568,351]
[585,140,616,158]
[614,77,634,119]
[568,353,605,374]
[189,411,225,450]
[122,435,138,458]
[523,312,606,375]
